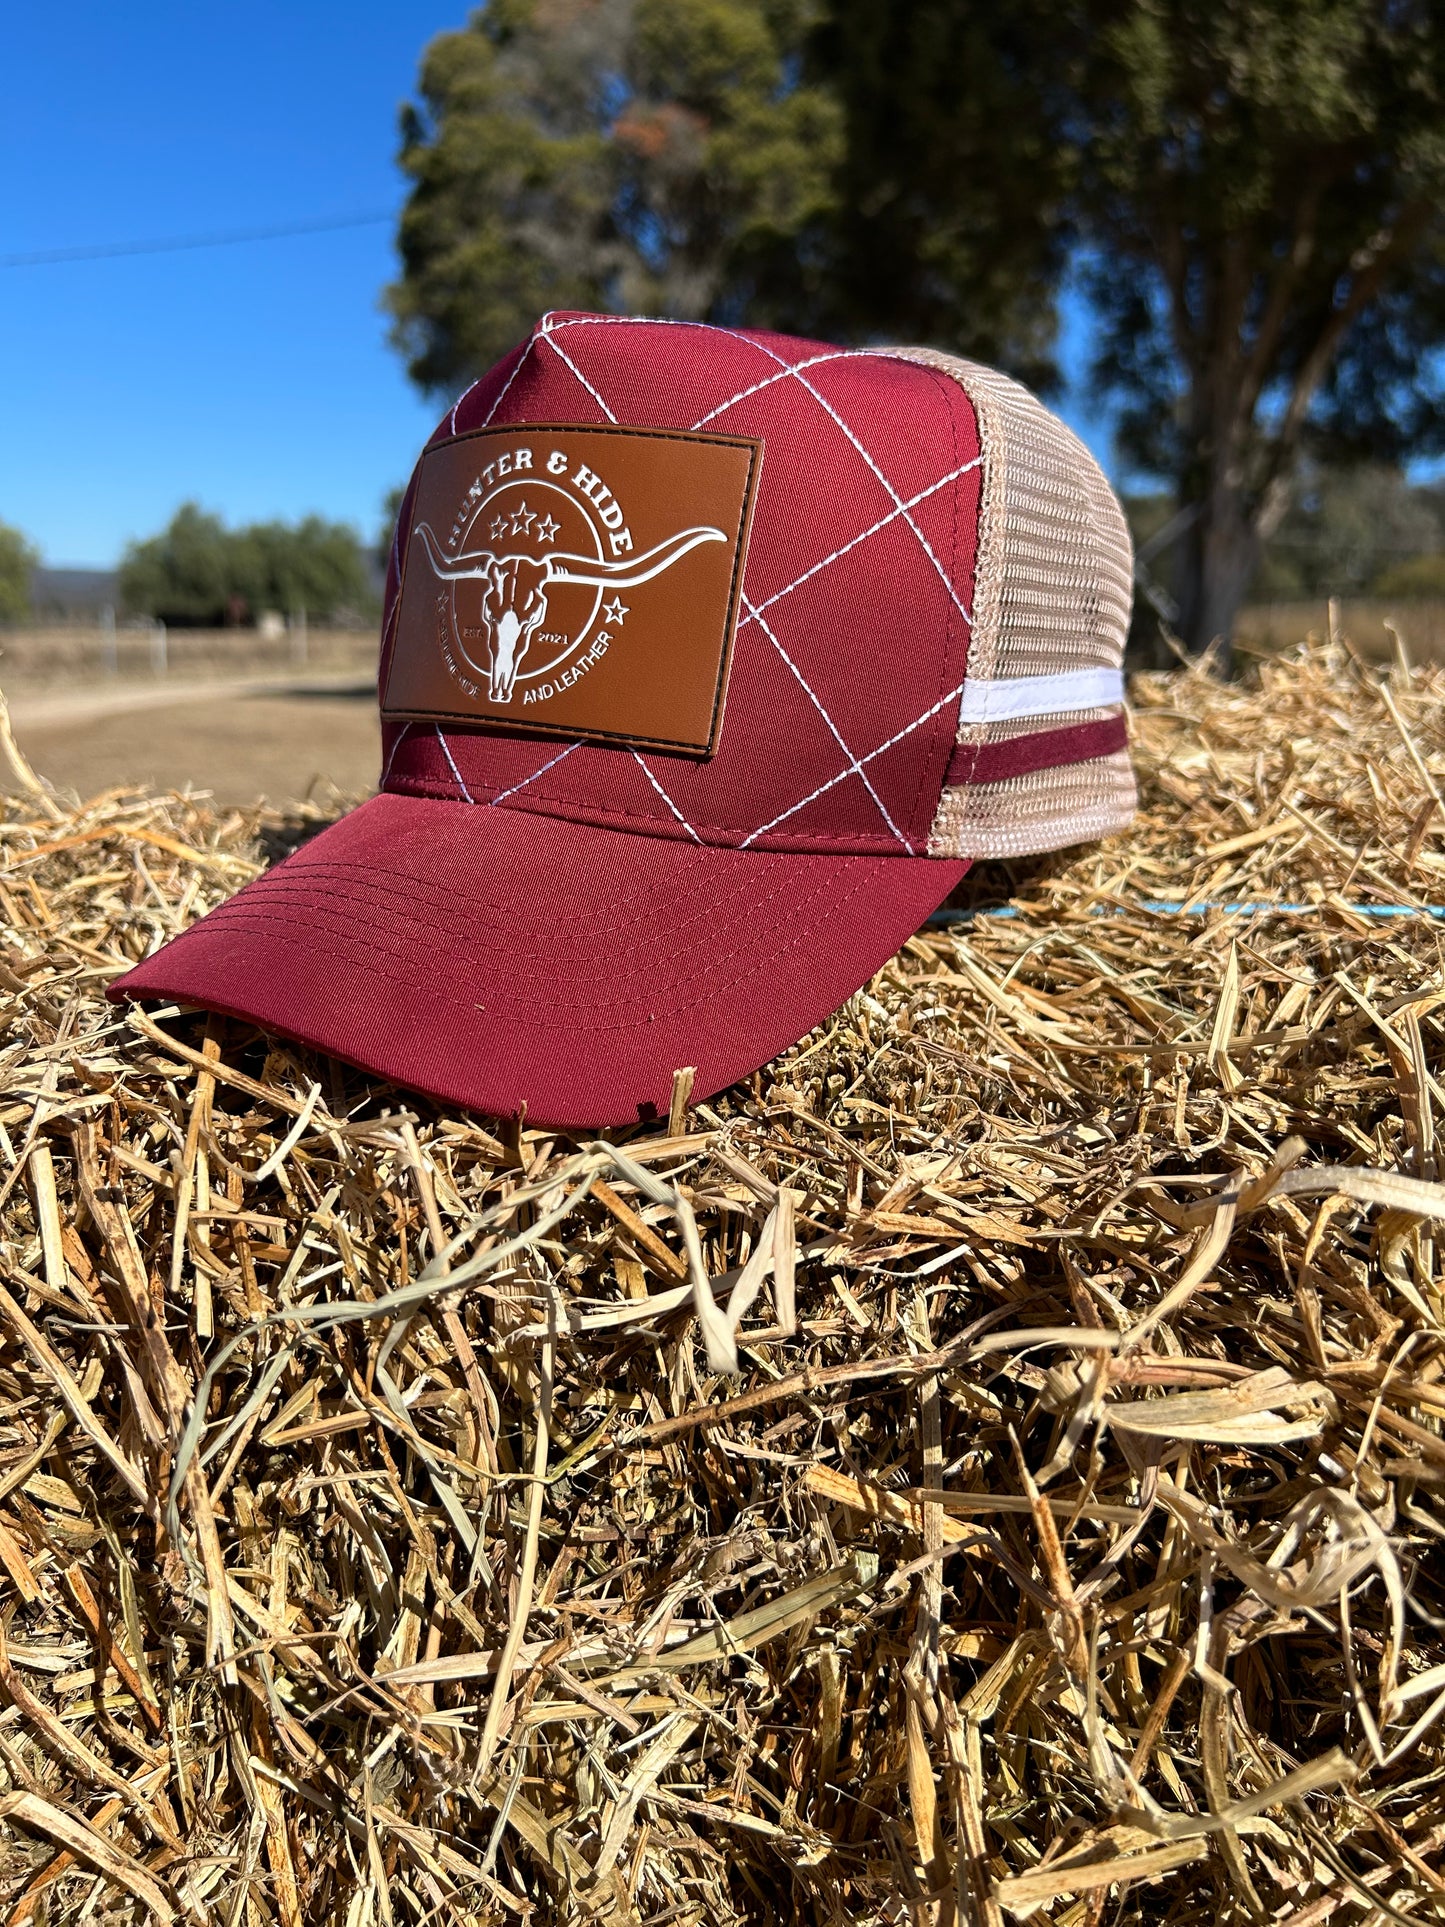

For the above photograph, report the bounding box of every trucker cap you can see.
[111,313,1135,1127]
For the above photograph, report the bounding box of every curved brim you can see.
[108,795,967,1128]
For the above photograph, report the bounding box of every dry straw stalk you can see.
[0,633,1443,1922]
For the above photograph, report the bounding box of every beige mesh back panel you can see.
[890,348,1136,859]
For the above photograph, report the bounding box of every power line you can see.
[2,210,394,270]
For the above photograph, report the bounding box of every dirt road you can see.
[10,671,380,807]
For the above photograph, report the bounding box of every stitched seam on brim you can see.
[165,851,879,1012]
[146,858,905,1031]
[234,847,775,950]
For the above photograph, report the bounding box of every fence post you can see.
[290,608,308,666]
[101,605,118,675]
[151,620,168,676]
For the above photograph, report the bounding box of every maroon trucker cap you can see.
[110,314,1136,1127]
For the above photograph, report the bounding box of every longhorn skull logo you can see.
[410,521,726,703]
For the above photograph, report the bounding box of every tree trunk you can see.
[1174,488,1261,671]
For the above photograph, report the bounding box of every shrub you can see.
[1374,552,1445,599]
[120,504,376,626]
[0,521,39,624]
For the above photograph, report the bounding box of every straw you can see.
[0,632,1443,1922]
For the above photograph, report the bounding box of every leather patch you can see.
[381,423,762,755]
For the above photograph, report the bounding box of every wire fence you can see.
[0,622,378,693]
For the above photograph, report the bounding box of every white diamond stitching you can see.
[540,330,618,421]
[379,720,410,789]
[477,315,979,851]
[479,342,535,428]
[739,460,980,631]
[632,754,701,842]
[689,348,870,429]
[547,317,975,630]
[490,741,580,806]
[742,592,911,852]
[739,680,968,849]
[719,336,973,630]
[434,727,476,804]
[451,325,539,434]
[460,318,979,658]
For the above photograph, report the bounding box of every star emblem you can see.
[508,502,536,537]
[535,513,560,543]
[489,513,509,541]
[602,596,629,626]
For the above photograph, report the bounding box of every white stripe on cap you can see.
[957,667,1125,725]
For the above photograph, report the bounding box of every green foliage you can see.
[1254,468,1445,598]
[120,506,235,627]
[388,0,1445,654]
[120,505,375,627]
[824,0,1445,650]
[1134,467,1445,610]
[0,521,39,624]
[384,0,841,394]
[241,518,378,622]
[805,5,1069,390]
[1067,3,1445,476]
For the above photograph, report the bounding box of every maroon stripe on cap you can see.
[945,713,1128,788]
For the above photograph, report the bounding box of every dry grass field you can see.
[0,628,377,693]
[0,635,1443,1923]
[10,675,378,807]
[0,627,381,808]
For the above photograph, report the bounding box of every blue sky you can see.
[3,5,1114,569]
[2,3,462,567]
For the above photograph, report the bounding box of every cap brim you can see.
[109,795,967,1128]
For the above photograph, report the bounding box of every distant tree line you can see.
[0,509,384,628]
[5,461,1444,639]
[1256,470,1445,601]
[118,505,378,628]
[1130,467,1445,617]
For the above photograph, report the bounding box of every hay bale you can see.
[0,635,1442,1923]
